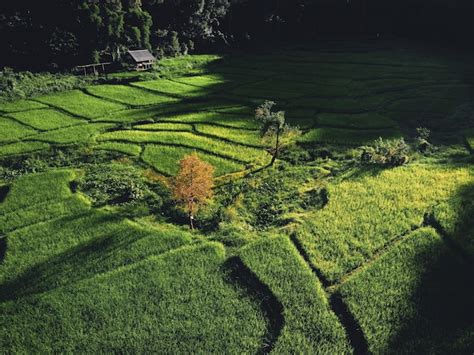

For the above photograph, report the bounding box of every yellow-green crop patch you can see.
[157,111,258,129]
[0,99,47,113]
[295,165,473,282]
[142,145,244,176]
[131,79,207,98]
[98,130,268,164]
[0,117,36,143]
[87,84,179,106]
[36,90,126,118]
[299,127,401,145]
[94,142,142,156]
[135,122,193,131]
[0,141,49,157]
[31,123,113,144]
[195,124,265,147]
[337,227,473,353]
[7,109,86,130]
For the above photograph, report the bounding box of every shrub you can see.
[360,137,410,167]
[415,127,434,153]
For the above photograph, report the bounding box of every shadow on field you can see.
[222,257,284,354]
[0,213,150,302]
[388,182,474,353]
[0,185,10,203]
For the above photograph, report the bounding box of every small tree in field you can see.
[255,101,301,166]
[172,152,214,229]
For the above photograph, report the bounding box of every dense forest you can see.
[1,0,474,70]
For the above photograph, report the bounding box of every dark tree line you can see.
[1,0,473,70]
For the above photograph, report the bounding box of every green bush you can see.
[0,68,93,101]
[360,137,410,167]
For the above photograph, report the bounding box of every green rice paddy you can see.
[1,41,473,353]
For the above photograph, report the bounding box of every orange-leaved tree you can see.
[171,152,214,229]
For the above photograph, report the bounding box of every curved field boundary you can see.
[239,235,352,354]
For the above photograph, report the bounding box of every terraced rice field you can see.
[1,42,473,353]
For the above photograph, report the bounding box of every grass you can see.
[135,122,193,131]
[294,165,473,283]
[0,99,47,112]
[98,130,268,164]
[317,113,398,129]
[7,109,86,130]
[131,79,209,98]
[142,145,244,176]
[0,141,50,157]
[0,117,36,143]
[36,90,126,119]
[86,85,179,106]
[466,129,474,151]
[157,111,258,129]
[194,124,265,147]
[299,127,401,145]
[94,142,142,156]
[240,235,351,353]
[31,123,113,144]
[0,243,268,353]
[337,227,473,353]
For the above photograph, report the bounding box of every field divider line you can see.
[29,99,93,122]
[288,232,369,354]
[101,139,250,164]
[326,224,423,294]
[1,114,45,132]
[148,119,259,132]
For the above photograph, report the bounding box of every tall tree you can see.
[255,101,301,166]
[172,153,215,229]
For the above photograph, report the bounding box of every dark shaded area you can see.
[0,185,10,203]
[222,256,284,354]
[387,233,474,353]
[330,293,369,355]
[2,0,474,69]
[0,237,7,264]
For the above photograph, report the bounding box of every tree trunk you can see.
[270,128,281,166]
[189,213,194,230]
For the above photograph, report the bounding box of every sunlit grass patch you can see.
[317,113,397,129]
[142,145,244,176]
[338,227,473,354]
[295,165,472,282]
[131,79,207,98]
[37,90,126,118]
[0,116,36,143]
[157,111,258,129]
[94,142,142,156]
[8,109,86,130]
[87,85,179,106]
[98,130,267,164]
[240,235,351,353]
[0,141,50,157]
[0,99,47,113]
[299,127,401,145]
[194,124,265,147]
[0,243,267,354]
[31,123,113,144]
[135,122,193,131]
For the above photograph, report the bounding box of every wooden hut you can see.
[127,49,156,71]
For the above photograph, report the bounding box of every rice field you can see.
[1,41,473,353]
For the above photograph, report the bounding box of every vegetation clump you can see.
[360,137,410,167]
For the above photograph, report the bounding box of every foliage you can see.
[415,127,434,153]
[360,137,410,167]
[171,153,215,229]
